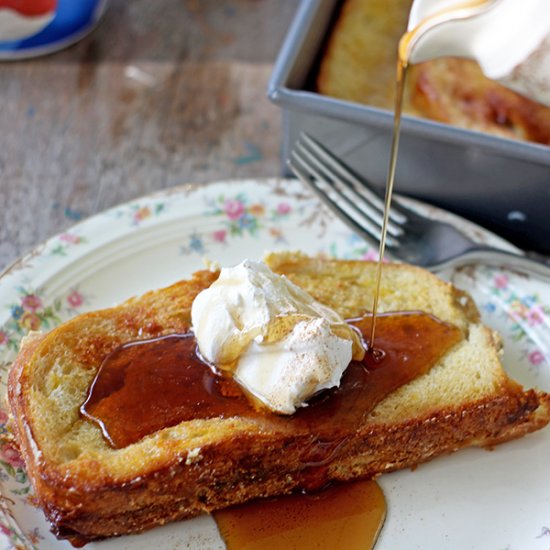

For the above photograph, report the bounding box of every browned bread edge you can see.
[10,371,549,544]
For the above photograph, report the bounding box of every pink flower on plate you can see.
[494,274,509,289]
[59,233,80,244]
[276,202,291,215]
[20,312,41,331]
[527,305,545,327]
[0,331,8,346]
[212,229,227,243]
[0,523,10,536]
[224,199,245,220]
[528,350,545,366]
[1,443,25,469]
[21,294,42,312]
[0,409,8,424]
[67,290,84,308]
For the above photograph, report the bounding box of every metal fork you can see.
[288,133,550,279]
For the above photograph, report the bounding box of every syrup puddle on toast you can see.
[81,312,461,449]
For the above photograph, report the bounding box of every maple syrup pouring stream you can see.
[370,54,408,348]
[369,0,493,348]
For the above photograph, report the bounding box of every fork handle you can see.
[431,247,550,280]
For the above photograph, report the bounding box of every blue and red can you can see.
[0,0,107,59]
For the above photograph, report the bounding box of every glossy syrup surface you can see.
[80,333,253,448]
[214,479,386,550]
[81,311,462,449]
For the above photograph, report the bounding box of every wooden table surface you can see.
[0,0,298,271]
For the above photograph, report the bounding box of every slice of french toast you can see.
[7,252,550,545]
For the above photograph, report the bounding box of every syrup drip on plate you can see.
[214,479,386,550]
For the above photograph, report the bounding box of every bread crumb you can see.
[185,447,202,465]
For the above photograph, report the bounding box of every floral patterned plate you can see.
[0,178,548,550]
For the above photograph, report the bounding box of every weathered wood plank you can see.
[0,0,297,269]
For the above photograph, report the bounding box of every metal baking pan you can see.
[268,0,550,254]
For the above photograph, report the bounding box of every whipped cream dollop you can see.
[191,260,364,414]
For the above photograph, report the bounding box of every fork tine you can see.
[299,132,409,225]
[288,153,401,249]
[293,140,403,238]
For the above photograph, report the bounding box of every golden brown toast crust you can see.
[8,256,550,545]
